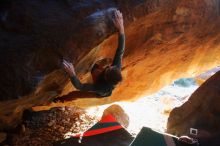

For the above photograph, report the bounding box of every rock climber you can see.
[62,10,125,97]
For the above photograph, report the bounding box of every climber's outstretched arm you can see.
[63,60,96,92]
[112,10,125,70]
[70,76,96,92]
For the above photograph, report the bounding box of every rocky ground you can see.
[2,106,98,146]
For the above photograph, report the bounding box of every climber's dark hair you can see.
[105,66,122,85]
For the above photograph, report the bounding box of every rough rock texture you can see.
[0,0,152,101]
[35,0,220,108]
[0,0,220,130]
[43,0,220,108]
[167,71,220,137]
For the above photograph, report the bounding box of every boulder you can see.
[167,71,220,137]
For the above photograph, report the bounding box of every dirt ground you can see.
[3,106,98,146]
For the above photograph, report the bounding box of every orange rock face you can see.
[53,0,220,107]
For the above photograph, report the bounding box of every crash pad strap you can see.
[99,114,118,123]
[80,125,122,137]
[74,115,122,137]
[89,122,121,130]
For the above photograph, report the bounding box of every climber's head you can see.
[104,66,122,85]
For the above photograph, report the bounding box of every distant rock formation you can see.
[195,66,220,85]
